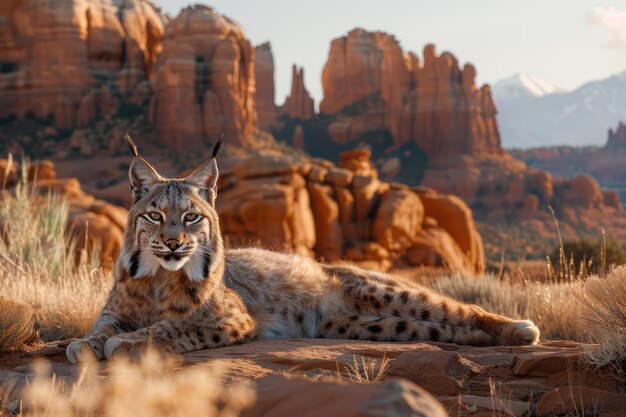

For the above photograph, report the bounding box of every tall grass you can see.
[425,274,586,340]
[0,178,112,341]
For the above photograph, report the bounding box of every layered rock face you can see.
[0,0,167,128]
[319,29,502,158]
[217,150,484,273]
[254,42,278,130]
[149,5,258,149]
[281,65,315,120]
[0,2,260,149]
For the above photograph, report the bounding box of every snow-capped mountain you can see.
[494,71,626,148]
[493,74,565,104]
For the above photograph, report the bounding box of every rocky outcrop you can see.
[0,2,261,149]
[255,56,315,129]
[281,65,315,120]
[420,152,626,259]
[149,5,258,149]
[2,339,624,417]
[254,43,278,130]
[606,121,626,149]
[512,121,626,188]
[319,29,502,159]
[218,149,484,273]
[0,0,167,128]
[0,159,127,267]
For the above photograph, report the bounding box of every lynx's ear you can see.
[125,134,162,203]
[185,157,218,191]
[185,138,222,202]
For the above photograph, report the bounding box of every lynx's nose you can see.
[164,238,181,251]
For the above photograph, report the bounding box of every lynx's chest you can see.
[116,271,208,327]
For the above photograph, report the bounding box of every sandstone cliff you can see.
[254,43,278,130]
[319,30,502,158]
[149,5,258,148]
[0,2,259,149]
[0,0,167,128]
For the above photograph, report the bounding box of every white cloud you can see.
[589,6,626,52]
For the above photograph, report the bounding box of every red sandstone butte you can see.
[320,29,502,159]
[149,5,258,149]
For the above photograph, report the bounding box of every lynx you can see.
[66,136,540,363]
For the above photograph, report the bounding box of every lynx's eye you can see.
[146,212,163,222]
[184,213,202,224]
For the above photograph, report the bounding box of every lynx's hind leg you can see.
[317,315,495,346]
[325,265,540,346]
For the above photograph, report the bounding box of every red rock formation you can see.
[606,121,626,148]
[291,125,305,149]
[217,149,485,273]
[149,5,258,149]
[319,29,502,159]
[254,42,278,130]
[281,65,315,120]
[0,0,167,128]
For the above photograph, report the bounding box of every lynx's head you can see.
[119,135,224,282]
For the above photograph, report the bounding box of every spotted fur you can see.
[66,138,540,363]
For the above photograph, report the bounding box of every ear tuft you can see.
[211,134,223,158]
[125,133,139,157]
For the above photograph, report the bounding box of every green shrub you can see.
[550,235,626,278]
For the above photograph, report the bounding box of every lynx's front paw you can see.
[500,320,540,346]
[66,338,105,363]
[104,335,147,360]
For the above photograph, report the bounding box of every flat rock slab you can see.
[1,339,624,417]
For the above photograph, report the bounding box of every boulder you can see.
[417,190,485,273]
[307,182,343,260]
[218,151,484,273]
[406,228,468,271]
[245,375,447,417]
[372,188,423,254]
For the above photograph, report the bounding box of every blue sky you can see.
[155,1,626,107]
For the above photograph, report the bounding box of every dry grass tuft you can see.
[576,266,626,373]
[0,296,36,351]
[341,355,390,383]
[10,349,255,417]
[0,179,112,341]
